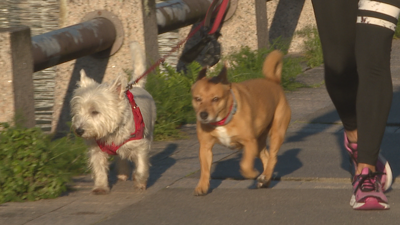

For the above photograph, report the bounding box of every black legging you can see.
[312,0,399,165]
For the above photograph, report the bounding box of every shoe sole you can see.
[350,195,390,210]
[379,154,393,192]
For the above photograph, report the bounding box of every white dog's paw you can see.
[117,174,129,181]
[91,187,110,195]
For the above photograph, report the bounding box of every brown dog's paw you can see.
[256,174,271,188]
[92,187,110,195]
[193,186,209,196]
[240,169,259,179]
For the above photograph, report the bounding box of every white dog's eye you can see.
[91,110,99,115]
[212,97,219,102]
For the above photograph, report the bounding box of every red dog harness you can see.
[96,90,145,155]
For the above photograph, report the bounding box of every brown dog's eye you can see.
[212,97,219,102]
[194,97,201,102]
[91,110,99,115]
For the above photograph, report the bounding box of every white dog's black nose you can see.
[200,111,208,120]
[75,128,85,136]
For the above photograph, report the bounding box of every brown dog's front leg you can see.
[258,107,290,188]
[194,141,214,196]
[240,139,259,179]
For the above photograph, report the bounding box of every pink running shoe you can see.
[344,132,392,192]
[350,167,390,210]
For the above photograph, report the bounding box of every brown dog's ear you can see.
[196,67,208,81]
[211,64,229,85]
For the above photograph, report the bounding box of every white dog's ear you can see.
[78,69,97,87]
[110,75,127,99]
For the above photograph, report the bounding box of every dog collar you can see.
[210,90,237,126]
[96,90,145,155]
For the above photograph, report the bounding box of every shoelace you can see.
[354,171,385,193]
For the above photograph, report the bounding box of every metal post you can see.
[156,0,213,34]
[255,0,269,49]
[31,17,116,72]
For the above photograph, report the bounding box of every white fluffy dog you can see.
[70,42,156,194]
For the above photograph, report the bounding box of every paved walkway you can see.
[2,40,400,224]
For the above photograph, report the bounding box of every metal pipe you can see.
[156,0,213,34]
[31,1,236,72]
[32,17,116,72]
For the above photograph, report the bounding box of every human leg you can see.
[312,0,359,132]
[355,0,399,167]
[313,0,395,176]
[350,0,400,209]
[312,0,399,209]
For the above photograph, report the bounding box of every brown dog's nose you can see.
[200,111,208,120]
[75,128,85,136]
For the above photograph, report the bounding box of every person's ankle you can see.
[345,129,358,143]
[356,163,375,175]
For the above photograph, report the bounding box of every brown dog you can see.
[191,50,291,196]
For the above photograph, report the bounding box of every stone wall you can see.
[0,31,15,125]
[0,0,59,131]
[267,0,316,53]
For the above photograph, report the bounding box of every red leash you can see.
[127,0,230,89]
[207,0,230,35]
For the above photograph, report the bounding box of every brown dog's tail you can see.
[262,50,284,84]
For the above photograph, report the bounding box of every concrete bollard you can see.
[0,26,35,128]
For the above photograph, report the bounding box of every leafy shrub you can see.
[212,46,304,91]
[297,26,323,68]
[0,123,87,203]
[395,20,400,39]
[146,63,200,140]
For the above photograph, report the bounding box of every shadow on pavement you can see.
[274,148,303,179]
[147,143,178,188]
[285,108,351,177]
[284,90,400,183]
[208,148,303,190]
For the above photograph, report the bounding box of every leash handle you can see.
[127,0,230,89]
[127,21,204,89]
